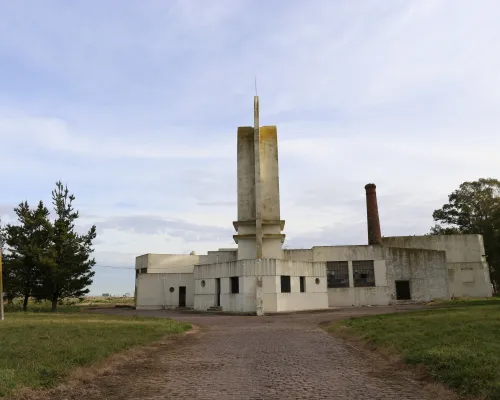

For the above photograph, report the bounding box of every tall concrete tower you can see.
[233,97,285,260]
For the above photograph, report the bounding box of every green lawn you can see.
[0,311,191,397]
[329,298,500,399]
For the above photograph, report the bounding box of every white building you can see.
[135,97,493,314]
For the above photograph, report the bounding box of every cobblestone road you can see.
[27,307,454,400]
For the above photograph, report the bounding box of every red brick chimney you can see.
[365,183,382,245]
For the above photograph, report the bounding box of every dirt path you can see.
[17,307,456,400]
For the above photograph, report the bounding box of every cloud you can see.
[97,215,233,242]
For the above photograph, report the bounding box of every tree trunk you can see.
[23,293,29,311]
[51,296,58,312]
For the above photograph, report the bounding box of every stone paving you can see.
[76,306,453,400]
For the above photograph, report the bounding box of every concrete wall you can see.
[205,250,238,264]
[265,260,328,312]
[237,127,256,222]
[285,244,450,306]
[384,235,492,298]
[284,245,384,262]
[384,247,449,302]
[193,259,328,313]
[136,273,194,310]
[135,253,199,273]
[327,259,390,306]
[260,126,280,221]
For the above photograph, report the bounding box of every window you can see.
[353,260,375,287]
[230,276,239,294]
[327,261,349,288]
[280,276,291,293]
[300,276,306,293]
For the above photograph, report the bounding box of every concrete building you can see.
[135,97,493,313]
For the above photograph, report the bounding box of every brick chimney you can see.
[365,183,382,245]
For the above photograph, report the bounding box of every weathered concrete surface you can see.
[48,307,455,400]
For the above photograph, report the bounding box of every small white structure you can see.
[135,97,493,313]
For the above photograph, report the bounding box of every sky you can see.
[1,0,499,295]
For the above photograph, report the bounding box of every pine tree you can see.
[2,201,52,310]
[36,182,96,311]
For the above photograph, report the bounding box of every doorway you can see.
[179,286,186,307]
[395,280,411,300]
[215,278,221,307]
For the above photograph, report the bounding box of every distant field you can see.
[4,296,135,313]
[0,312,190,397]
[329,298,500,399]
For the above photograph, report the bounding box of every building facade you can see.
[135,97,493,313]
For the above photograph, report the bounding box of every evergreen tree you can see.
[2,201,52,310]
[36,182,96,311]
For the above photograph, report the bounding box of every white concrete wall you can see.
[193,259,328,313]
[135,253,199,273]
[384,235,492,298]
[261,260,328,313]
[136,273,194,310]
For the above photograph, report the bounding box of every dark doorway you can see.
[395,280,411,300]
[179,286,186,307]
[215,278,221,307]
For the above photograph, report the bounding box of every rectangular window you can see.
[280,276,291,293]
[326,261,349,288]
[353,260,375,287]
[230,276,239,294]
[300,276,306,293]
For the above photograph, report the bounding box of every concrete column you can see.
[348,261,354,288]
[365,183,383,245]
[254,96,263,259]
[256,275,264,316]
[233,97,285,260]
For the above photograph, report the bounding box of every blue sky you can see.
[1,0,499,295]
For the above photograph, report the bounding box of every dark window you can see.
[230,276,239,294]
[327,261,349,288]
[353,260,375,287]
[280,276,291,293]
[300,276,306,293]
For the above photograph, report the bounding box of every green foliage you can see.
[35,182,97,310]
[1,181,97,311]
[430,177,500,291]
[1,201,53,309]
[329,299,500,399]
[0,312,191,396]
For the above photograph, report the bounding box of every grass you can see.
[329,298,500,399]
[0,311,191,397]
[4,296,136,313]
